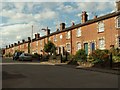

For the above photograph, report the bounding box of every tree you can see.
[43,41,56,55]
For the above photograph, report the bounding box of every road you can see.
[1,58,119,88]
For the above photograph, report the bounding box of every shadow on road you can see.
[2,71,26,80]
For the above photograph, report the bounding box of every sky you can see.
[0,0,118,48]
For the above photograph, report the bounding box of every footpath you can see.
[45,62,120,75]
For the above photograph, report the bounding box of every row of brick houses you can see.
[4,1,120,56]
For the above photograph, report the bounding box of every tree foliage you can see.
[43,41,56,55]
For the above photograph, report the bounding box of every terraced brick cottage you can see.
[4,1,120,56]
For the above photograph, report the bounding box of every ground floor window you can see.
[99,38,105,50]
[76,42,81,51]
[66,44,71,52]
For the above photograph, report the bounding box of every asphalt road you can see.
[1,58,119,88]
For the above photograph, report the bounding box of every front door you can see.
[84,43,88,55]
[90,42,95,53]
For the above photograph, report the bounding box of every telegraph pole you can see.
[31,25,33,54]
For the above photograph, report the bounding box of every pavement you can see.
[1,57,120,75]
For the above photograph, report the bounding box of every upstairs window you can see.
[40,40,42,45]
[98,21,104,32]
[99,38,105,50]
[117,16,120,28]
[60,35,63,40]
[66,31,71,39]
[36,41,38,47]
[54,35,57,42]
[76,28,81,37]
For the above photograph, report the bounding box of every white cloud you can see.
[57,4,74,13]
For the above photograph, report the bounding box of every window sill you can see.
[76,36,81,38]
[98,31,104,33]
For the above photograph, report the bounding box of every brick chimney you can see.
[46,27,50,36]
[81,11,88,23]
[28,37,31,41]
[11,44,14,47]
[14,43,17,46]
[60,23,65,31]
[94,15,97,19]
[116,0,120,11]
[71,21,75,26]
[22,39,25,43]
[18,41,20,44]
[35,33,40,39]
[6,45,7,48]
[9,45,10,48]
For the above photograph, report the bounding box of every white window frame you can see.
[117,16,120,28]
[76,28,81,37]
[66,43,71,52]
[66,31,71,39]
[76,42,81,51]
[99,38,105,50]
[54,35,57,42]
[60,35,63,40]
[98,21,104,32]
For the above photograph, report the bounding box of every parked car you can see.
[13,52,22,60]
[19,53,33,61]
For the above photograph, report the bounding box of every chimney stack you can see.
[11,44,14,47]
[18,41,20,44]
[22,39,25,43]
[60,23,65,31]
[28,37,31,41]
[94,15,97,19]
[11,44,13,47]
[81,11,88,23]
[46,27,50,36]
[14,43,17,46]
[6,45,8,49]
[71,21,75,26]
[35,33,40,39]
[116,0,120,11]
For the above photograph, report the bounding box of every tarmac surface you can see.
[1,58,119,88]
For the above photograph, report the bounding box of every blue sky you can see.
[0,0,117,48]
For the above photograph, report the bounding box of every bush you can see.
[90,49,109,64]
[74,49,87,62]
[110,48,120,63]
[32,53,40,60]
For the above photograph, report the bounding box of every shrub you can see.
[74,49,87,62]
[32,53,40,59]
[90,49,109,64]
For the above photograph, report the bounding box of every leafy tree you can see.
[43,41,56,55]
